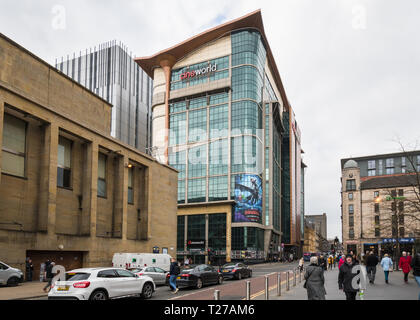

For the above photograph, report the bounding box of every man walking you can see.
[43,261,55,293]
[338,254,360,300]
[366,251,379,284]
[25,258,34,282]
[169,258,180,294]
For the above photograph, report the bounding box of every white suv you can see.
[48,268,156,300]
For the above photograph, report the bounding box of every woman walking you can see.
[304,256,326,300]
[381,254,393,284]
[411,252,420,300]
[399,252,412,283]
[338,254,346,269]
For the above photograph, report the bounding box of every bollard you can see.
[265,276,269,300]
[246,281,251,300]
[277,272,282,296]
[214,290,220,300]
[293,269,297,287]
[286,271,290,291]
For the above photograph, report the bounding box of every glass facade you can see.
[56,42,153,154]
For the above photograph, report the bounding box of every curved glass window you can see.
[231,30,266,73]
[231,66,263,102]
[231,100,262,134]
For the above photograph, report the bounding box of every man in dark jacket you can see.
[338,254,360,300]
[411,253,420,300]
[366,251,379,284]
[318,255,327,271]
[169,258,180,294]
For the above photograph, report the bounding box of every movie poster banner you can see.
[233,175,263,223]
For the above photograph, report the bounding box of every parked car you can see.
[48,268,156,300]
[0,261,24,286]
[220,263,252,280]
[176,265,223,289]
[129,267,168,286]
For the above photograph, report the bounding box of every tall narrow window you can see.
[128,166,134,204]
[368,160,376,177]
[401,157,406,173]
[97,153,107,198]
[349,204,354,214]
[348,193,354,200]
[386,158,394,175]
[378,160,383,175]
[346,179,356,191]
[417,155,420,172]
[2,114,26,177]
[57,136,72,188]
[374,203,380,213]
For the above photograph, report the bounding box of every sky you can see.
[1,0,420,241]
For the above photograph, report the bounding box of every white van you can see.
[112,253,172,272]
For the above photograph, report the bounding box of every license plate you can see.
[223,270,230,273]
[57,286,69,291]
[177,277,181,280]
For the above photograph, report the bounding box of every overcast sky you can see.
[1,0,420,241]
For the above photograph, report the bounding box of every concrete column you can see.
[112,154,126,238]
[81,141,98,236]
[205,214,209,264]
[184,215,188,254]
[226,210,232,263]
[0,99,4,184]
[121,156,129,241]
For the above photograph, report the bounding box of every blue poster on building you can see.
[234,175,263,223]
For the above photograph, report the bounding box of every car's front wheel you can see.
[89,289,108,301]
[7,277,20,287]
[142,282,154,299]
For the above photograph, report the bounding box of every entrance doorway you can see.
[26,251,84,281]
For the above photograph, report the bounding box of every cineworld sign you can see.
[180,63,217,80]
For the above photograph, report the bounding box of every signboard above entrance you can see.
[180,63,217,80]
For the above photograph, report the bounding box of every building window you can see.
[1,114,26,177]
[349,229,355,239]
[348,193,354,200]
[401,157,406,173]
[398,201,404,212]
[391,190,397,198]
[386,158,394,175]
[374,203,380,213]
[346,179,356,191]
[378,160,383,175]
[97,153,107,198]
[391,202,397,213]
[399,227,405,238]
[208,176,228,202]
[349,216,354,227]
[375,216,380,226]
[399,214,405,225]
[368,160,376,177]
[128,167,134,204]
[374,191,380,198]
[177,216,185,252]
[375,228,380,237]
[57,136,72,188]
[398,189,404,197]
[417,155,420,172]
[188,178,206,203]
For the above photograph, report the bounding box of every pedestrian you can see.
[184,257,190,267]
[338,254,346,269]
[304,256,326,300]
[25,258,34,282]
[39,262,45,282]
[43,262,55,293]
[399,252,412,284]
[299,257,304,272]
[366,251,379,284]
[381,254,393,284]
[338,254,360,300]
[411,252,420,300]
[319,255,327,271]
[169,258,180,294]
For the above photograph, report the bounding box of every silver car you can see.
[0,261,24,286]
[129,267,168,286]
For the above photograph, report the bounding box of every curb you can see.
[10,294,48,300]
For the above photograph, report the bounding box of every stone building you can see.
[0,33,178,279]
[341,153,420,257]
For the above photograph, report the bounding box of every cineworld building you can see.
[136,10,306,264]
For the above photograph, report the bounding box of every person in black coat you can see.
[318,255,327,271]
[338,254,360,300]
[25,258,34,282]
[411,253,420,300]
[366,252,379,284]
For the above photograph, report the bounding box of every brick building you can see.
[0,33,178,279]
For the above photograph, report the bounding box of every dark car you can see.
[220,263,252,280]
[176,265,223,289]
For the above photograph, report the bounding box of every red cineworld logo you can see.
[180,63,217,80]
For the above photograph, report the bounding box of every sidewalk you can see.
[263,267,419,300]
[0,281,48,300]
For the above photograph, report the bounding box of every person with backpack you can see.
[304,256,326,300]
[169,258,180,294]
[366,251,379,284]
